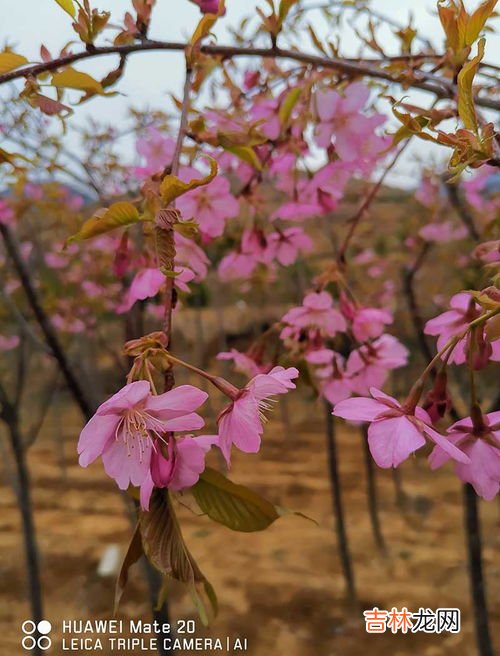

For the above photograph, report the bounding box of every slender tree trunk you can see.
[324,404,357,603]
[392,468,407,510]
[0,223,93,418]
[462,484,494,656]
[8,420,43,656]
[360,425,387,556]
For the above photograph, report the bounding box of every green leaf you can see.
[114,524,143,615]
[0,147,31,168]
[278,86,302,126]
[140,491,217,626]
[51,67,105,94]
[465,0,497,46]
[0,51,28,75]
[67,201,140,243]
[192,467,282,532]
[173,218,199,238]
[278,0,298,22]
[190,13,218,46]
[160,158,218,205]
[222,144,262,171]
[53,0,75,17]
[457,38,485,133]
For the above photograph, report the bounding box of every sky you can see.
[0,0,498,189]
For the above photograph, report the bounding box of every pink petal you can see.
[423,425,471,464]
[333,396,386,421]
[249,366,298,400]
[369,387,400,407]
[140,471,155,511]
[169,437,207,490]
[218,396,262,465]
[101,438,152,489]
[145,385,208,418]
[78,413,120,466]
[97,380,150,416]
[368,416,426,468]
[162,412,205,432]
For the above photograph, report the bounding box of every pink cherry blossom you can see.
[309,161,352,212]
[190,0,224,14]
[172,268,194,293]
[24,183,44,200]
[51,314,86,334]
[218,228,267,280]
[415,175,440,208]
[271,197,323,222]
[134,127,176,177]
[354,128,391,174]
[147,434,219,500]
[353,248,376,265]
[0,200,14,226]
[243,70,260,90]
[119,265,195,310]
[333,387,471,468]
[271,161,352,221]
[314,83,387,167]
[314,82,371,148]
[175,232,210,280]
[346,334,409,394]
[44,252,68,269]
[424,292,480,365]
[317,352,352,405]
[305,348,336,366]
[218,250,258,281]
[351,307,393,342]
[463,165,500,212]
[218,366,299,464]
[78,381,208,509]
[250,98,281,141]
[473,240,500,264]
[121,268,165,312]
[176,167,239,239]
[270,150,296,181]
[0,335,20,350]
[263,227,313,266]
[429,412,500,500]
[419,221,468,243]
[281,291,346,338]
[216,349,268,378]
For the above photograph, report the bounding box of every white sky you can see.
[0,0,498,188]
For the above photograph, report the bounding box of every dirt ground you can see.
[0,393,498,656]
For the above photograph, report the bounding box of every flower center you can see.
[116,408,167,461]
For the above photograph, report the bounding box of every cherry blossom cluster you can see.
[78,350,298,508]
[333,284,500,500]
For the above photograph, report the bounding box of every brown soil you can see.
[0,395,498,656]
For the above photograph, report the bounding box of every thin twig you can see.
[0,41,498,110]
[337,142,410,265]
[0,223,94,418]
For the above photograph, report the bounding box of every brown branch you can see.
[0,223,94,419]
[0,40,499,111]
[0,381,44,653]
[443,177,480,241]
[337,142,410,265]
[160,62,193,394]
[402,241,434,364]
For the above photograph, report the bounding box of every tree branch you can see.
[443,177,480,241]
[0,41,498,111]
[337,141,410,265]
[0,223,94,419]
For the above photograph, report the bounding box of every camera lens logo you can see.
[22,620,52,651]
